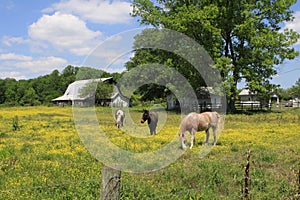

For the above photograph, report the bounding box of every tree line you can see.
[0,66,118,106]
[0,64,299,107]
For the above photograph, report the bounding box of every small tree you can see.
[79,81,114,105]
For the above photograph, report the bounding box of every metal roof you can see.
[52,77,113,101]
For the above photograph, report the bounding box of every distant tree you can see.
[76,67,110,80]
[290,78,300,98]
[20,87,39,106]
[4,78,18,105]
[0,79,6,104]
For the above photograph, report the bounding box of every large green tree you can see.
[130,0,300,112]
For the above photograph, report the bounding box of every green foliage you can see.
[290,78,300,98]
[76,66,110,80]
[79,81,114,105]
[277,78,300,100]
[131,0,300,112]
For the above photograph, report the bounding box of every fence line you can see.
[1,150,299,199]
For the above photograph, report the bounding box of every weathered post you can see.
[298,162,300,196]
[244,150,251,200]
[100,166,121,200]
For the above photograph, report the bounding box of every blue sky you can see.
[0,0,299,89]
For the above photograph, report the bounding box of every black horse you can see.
[141,110,158,135]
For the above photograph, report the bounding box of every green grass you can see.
[0,106,299,199]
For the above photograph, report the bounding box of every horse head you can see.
[141,109,150,123]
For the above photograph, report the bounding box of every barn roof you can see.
[52,77,113,102]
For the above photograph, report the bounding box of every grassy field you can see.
[0,106,299,199]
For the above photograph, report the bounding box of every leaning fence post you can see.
[244,150,251,200]
[100,166,121,200]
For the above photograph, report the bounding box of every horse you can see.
[178,111,221,149]
[115,109,125,129]
[141,110,158,135]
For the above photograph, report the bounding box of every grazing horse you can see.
[115,109,125,128]
[141,110,158,135]
[179,111,221,149]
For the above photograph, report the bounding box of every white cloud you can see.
[0,53,68,76]
[0,72,26,80]
[28,12,102,56]
[44,0,133,24]
[0,53,32,61]
[14,56,68,73]
[2,36,25,46]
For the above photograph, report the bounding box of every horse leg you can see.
[190,129,196,149]
[212,127,217,146]
[205,129,210,145]
[150,124,155,135]
[121,116,124,126]
[180,132,187,149]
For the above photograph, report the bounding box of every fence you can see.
[100,151,299,200]
[1,150,299,199]
[235,102,272,111]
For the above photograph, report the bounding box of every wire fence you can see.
[2,149,299,199]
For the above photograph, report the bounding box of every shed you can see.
[166,87,223,112]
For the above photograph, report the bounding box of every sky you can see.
[0,0,300,89]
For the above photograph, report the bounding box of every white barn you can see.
[52,77,130,107]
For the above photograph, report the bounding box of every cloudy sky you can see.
[0,0,300,89]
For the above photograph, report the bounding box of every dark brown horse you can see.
[178,111,221,149]
[141,110,158,135]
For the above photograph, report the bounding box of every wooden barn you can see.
[52,77,130,107]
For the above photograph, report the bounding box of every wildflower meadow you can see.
[0,106,299,199]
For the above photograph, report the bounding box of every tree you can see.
[289,78,300,98]
[76,67,110,80]
[4,78,18,105]
[131,0,300,112]
[79,81,114,105]
[20,87,39,106]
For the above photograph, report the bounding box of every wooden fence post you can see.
[100,166,121,200]
[298,162,300,196]
[244,150,251,200]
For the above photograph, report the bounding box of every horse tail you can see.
[215,112,223,130]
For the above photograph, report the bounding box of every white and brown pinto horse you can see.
[179,111,221,149]
[115,109,125,128]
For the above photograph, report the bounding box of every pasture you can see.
[0,106,299,199]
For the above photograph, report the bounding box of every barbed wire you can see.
[1,158,299,199]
